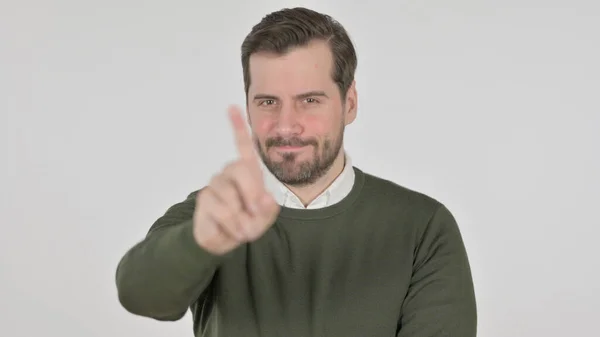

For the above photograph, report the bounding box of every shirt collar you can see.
[261,153,355,209]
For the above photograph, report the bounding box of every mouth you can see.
[273,145,307,152]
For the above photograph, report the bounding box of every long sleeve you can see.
[115,190,223,321]
[397,204,477,337]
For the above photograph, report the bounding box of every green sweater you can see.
[115,167,477,336]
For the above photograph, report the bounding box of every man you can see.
[115,7,477,337]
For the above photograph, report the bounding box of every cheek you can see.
[303,115,335,137]
[252,116,275,139]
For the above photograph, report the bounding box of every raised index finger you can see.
[228,105,257,163]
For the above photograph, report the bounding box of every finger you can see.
[227,106,265,187]
[207,202,245,243]
[235,211,255,241]
[199,212,239,250]
[224,161,265,216]
[194,192,240,252]
[203,186,246,242]
[243,193,280,241]
[207,175,248,240]
[257,192,280,223]
[208,174,243,215]
[228,105,258,165]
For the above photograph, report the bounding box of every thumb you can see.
[259,193,280,218]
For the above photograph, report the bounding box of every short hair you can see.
[241,7,357,100]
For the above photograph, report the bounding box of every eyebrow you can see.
[252,91,329,101]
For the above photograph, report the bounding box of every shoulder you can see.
[355,168,457,231]
[146,188,205,234]
[356,167,460,242]
[358,168,443,214]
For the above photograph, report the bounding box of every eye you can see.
[260,99,276,106]
[304,97,318,104]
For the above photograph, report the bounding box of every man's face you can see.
[246,40,356,187]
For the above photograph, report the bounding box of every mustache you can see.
[265,137,317,148]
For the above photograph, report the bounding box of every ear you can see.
[344,80,358,125]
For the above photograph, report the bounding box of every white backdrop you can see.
[1,0,599,336]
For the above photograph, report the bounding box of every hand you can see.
[192,105,280,255]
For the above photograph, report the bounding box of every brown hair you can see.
[241,7,357,100]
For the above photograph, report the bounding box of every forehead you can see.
[248,40,335,95]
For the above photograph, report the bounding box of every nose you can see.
[274,104,303,136]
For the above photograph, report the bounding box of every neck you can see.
[286,150,346,206]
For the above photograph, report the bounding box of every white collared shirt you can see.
[262,154,355,209]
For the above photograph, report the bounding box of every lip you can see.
[273,145,306,151]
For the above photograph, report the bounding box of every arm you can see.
[115,190,223,321]
[397,204,477,337]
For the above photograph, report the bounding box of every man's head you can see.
[241,7,358,187]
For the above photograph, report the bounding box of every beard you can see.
[255,123,344,187]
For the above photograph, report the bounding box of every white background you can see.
[1,0,599,336]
